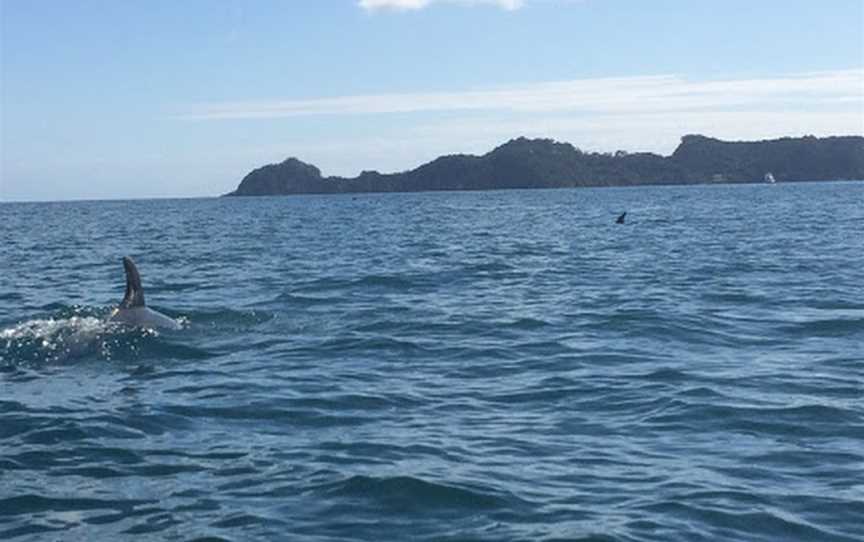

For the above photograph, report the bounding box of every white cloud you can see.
[177,69,864,121]
[359,0,432,10]
[358,0,524,11]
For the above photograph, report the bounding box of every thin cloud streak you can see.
[358,0,524,11]
[177,69,864,121]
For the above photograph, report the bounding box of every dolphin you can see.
[616,212,627,224]
[109,257,182,330]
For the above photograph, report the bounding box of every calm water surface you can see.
[1,183,863,541]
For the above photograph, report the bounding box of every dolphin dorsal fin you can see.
[120,256,146,308]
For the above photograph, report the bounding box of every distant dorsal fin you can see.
[120,256,146,308]
[616,212,627,224]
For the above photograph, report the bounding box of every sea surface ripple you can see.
[1,183,863,541]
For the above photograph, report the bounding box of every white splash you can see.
[1,315,156,363]
[1,316,106,341]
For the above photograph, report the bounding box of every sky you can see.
[1,0,863,201]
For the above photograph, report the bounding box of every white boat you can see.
[764,172,776,183]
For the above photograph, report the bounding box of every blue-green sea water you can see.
[1,182,863,541]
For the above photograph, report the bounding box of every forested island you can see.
[224,134,864,196]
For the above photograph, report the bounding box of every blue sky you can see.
[1,0,862,201]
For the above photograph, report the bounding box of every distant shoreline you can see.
[2,178,863,205]
[225,134,864,197]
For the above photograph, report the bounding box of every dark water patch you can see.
[175,498,222,512]
[777,317,864,337]
[211,513,274,529]
[35,302,83,313]
[212,466,258,477]
[3,450,73,470]
[820,355,864,369]
[163,380,277,398]
[5,444,144,474]
[53,466,129,478]
[350,317,429,334]
[135,340,217,361]
[463,260,519,275]
[127,463,208,476]
[317,334,431,355]
[483,384,601,406]
[122,366,232,383]
[746,449,864,470]
[701,290,775,305]
[317,475,519,513]
[144,448,250,461]
[354,273,430,289]
[121,512,182,534]
[20,421,90,445]
[91,411,197,436]
[0,523,68,540]
[644,402,863,438]
[0,458,25,470]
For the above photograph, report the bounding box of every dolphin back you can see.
[111,306,182,330]
[120,256,146,308]
[111,256,181,330]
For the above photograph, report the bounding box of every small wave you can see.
[353,274,423,289]
[271,292,336,306]
[161,403,371,429]
[316,475,514,511]
[317,335,430,354]
[635,500,850,541]
[464,261,517,274]
[181,308,273,329]
[642,402,862,437]
[0,494,152,517]
[294,274,409,293]
[502,317,552,330]
[675,386,728,400]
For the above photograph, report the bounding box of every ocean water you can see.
[1,182,862,541]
